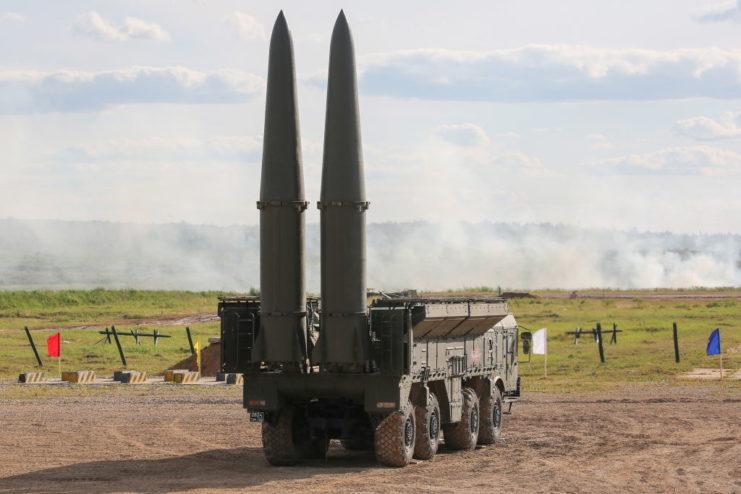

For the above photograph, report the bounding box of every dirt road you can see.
[1,385,739,493]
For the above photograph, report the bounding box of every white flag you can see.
[532,328,547,355]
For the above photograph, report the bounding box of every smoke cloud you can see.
[0,219,738,292]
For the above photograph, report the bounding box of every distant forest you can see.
[0,218,739,291]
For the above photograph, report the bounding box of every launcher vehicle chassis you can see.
[219,296,521,467]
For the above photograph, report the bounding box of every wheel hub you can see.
[429,410,439,440]
[404,416,414,447]
[470,407,479,434]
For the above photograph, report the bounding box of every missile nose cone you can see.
[261,11,303,201]
[272,11,288,41]
[321,10,364,202]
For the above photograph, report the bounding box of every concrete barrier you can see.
[164,369,187,382]
[173,371,200,384]
[18,372,45,383]
[120,371,147,384]
[225,373,244,385]
[61,370,96,384]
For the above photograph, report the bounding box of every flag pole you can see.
[719,352,723,381]
[544,350,547,379]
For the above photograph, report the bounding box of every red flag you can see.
[47,333,60,357]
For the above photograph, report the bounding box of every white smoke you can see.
[0,218,738,292]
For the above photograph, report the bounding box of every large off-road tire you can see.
[262,406,328,465]
[478,386,503,445]
[413,392,441,460]
[262,407,300,465]
[442,387,480,450]
[374,402,416,467]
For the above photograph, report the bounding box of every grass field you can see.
[0,288,739,390]
[508,294,740,391]
[0,289,229,379]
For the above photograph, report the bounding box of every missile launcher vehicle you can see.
[218,11,521,467]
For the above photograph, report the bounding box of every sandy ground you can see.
[0,385,739,494]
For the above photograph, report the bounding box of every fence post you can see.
[573,327,582,344]
[596,323,605,363]
[153,329,159,346]
[111,325,127,367]
[673,322,680,363]
[186,326,195,355]
[610,323,618,344]
[24,326,43,367]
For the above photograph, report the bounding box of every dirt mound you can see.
[167,341,221,376]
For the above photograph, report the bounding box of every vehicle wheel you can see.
[442,387,479,450]
[263,406,327,464]
[413,392,441,460]
[262,407,300,465]
[374,401,416,467]
[478,386,503,445]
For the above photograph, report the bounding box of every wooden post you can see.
[111,325,127,367]
[672,322,680,363]
[186,326,195,355]
[596,323,605,363]
[198,338,202,377]
[610,323,618,344]
[133,328,140,345]
[24,326,43,367]
[153,329,159,346]
[574,327,581,345]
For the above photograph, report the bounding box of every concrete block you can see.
[18,371,45,383]
[61,370,96,384]
[164,369,187,382]
[173,371,200,384]
[215,371,226,382]
[120,371,147,384]
[225,373,244,385]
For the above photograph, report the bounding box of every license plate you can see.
[249,411,264,423]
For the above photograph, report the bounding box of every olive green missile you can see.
[253,11,308,368]
[312,11,371,370]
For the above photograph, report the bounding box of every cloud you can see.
[587,133,613,150]
[434,123,490,147]
[674,113,741,140]
[0,66,264,113]
[360,45,741,101]
[693,0,741,22]
[72,11,170,42]
[589,146,741,175]
[52,136,262,163]
[1,12,24,22]
[226,11,265,40]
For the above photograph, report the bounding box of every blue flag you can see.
[706,328,721,356]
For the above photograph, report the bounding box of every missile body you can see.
[312,12,370,371]
[253,12,308,367]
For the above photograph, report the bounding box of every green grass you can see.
[509,294,741,391]
[0,289,739,392]
[0,288,230,330]
[0,289,230,379]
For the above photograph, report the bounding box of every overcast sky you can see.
[1,0,740,233]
